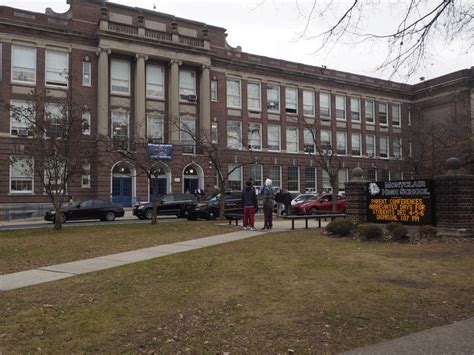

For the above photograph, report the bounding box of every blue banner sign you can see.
[148,144,173,160]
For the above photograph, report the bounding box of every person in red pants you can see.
[242,180,257,230]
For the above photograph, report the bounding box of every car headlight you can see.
[49,210,56,215]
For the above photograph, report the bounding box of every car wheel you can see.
[55,212,66,224]
[144,209,153,220]
[105,211,116,221]
[309,207,319,215]
[206,209,217,220]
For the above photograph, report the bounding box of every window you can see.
[285,87,298,114]
[146,65,164,98]
[366,134,376,157]
[303,90,315,116]
[250,164,262,189]
[226,78,241,108]
[320,92,331,118]
[179,70,196,97]
[380,136,389,158]
[320,129,332,150]
[228,163,242,190]
[82,112,91,135]
[181,118,196,154]
[10,100,34,136]
[288,166,299,192]
[227,120,242,149]
[111,60,130,94]
[44,158,65,194]
[10,156,33,193]
[268,166,281,189]
[393,137,402,159]
[351,97,360,121]
[367,169,377,182]
[111,111,129,150]
[338,168,348,192]
[11,45,36,84]
[286,127,299,153]
[391,171,402,181]
[248,123,262,150]
[267,84,280,112]
[351,133,361,156]
[45,49,69,87]
[409,140,413,157]
[335,95,346,120]
[392,104,401,127]
[211,80,218,101]
[211,122,218,143]
[305,167,317,192]
[336,131,347,155]
[365,99,374,124]
[248,81,261,111]
[81,163,91,188]
[304,128,315,153]
[45,103,64,136]
[267,125,281,151]
[322,170,332,192]
[381,169,390,181]
[379,102,388,126]
[83,60,91,87]
[147,115,164,143]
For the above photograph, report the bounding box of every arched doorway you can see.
[149,163,171,201]
[111,162,135,207]
[183,163,204,194]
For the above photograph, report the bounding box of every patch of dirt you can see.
[381,278,427,289]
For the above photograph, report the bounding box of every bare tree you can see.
[7,88,93,230]
[295,0,473,79]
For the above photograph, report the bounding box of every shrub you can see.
[325,218,354,237]
[357,224,383,241]
[417,225,438,239]
[391,224,410,241]
[385,222,401,233]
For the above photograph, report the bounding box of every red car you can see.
[294,194,347,215]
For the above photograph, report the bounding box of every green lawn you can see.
[1,230,473,353]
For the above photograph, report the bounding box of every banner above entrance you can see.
[148,144,173,160]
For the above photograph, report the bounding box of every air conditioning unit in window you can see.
[367,153,375,158]
[267,101,277,108]
[187,94,197,102]
[17,128,29,137]
[394,153,401,160]
[321,149,333,156]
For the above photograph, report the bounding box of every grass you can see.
[0,221,235,274]
[1,230,473,353]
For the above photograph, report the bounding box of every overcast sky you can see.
[2,0,472,83]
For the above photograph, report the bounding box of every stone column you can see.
[200,64,211,135]
[135,54,148,140]
[168,59,181,143]
[96,47,111,137]
[345,167,368,225]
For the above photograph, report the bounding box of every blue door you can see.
[112,177,132,207]
[150,178,167,201]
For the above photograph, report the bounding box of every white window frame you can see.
[247,81,261,112]
[248,122,262,150]
[320,129,332,151]
[82,60,91,87]
[111,111,130,150]
[393,137,402,159]
[350,97,360,122]
[304,128,315,154]
[211,79,218,102]
[45,49,69,88]
[81,163,91,188]
[111,59,130,95]
[10,99,34,136]
[320,92,331,119]
[267,124,281,151]
[146,65,165,99]
[285,87,298,114]
[379,102,388,126]
[351,133,362,156]
[336,131,347,155]
[366,134,376,157]
[211,121,218,144]
[335,95,346,120]
[82,112,91,135]
[392,104,401,127]
[10,156,34,194]
[267,84,280,113]
[227,120,242,149]
[303,89,315,117]
[180,118,196,154]
[147,115,164,144]
[179,70,196,98]
[305,167,317,193]
[338,168,349,191]
[45,103,64,136]
[380,136,389,159]
[11,45,36,85]
[286,126,299,153]
[287,166,300,192]
[268,165,281,189]
[226,78,241,109]
[250,164,262,189]
[322,170,332,192]
[365,99,375,124]
[228,163,242,190]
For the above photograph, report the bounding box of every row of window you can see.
[9,156,90,194]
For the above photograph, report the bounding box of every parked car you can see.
[293,194,347,215]
[44,199,125,223]
[291,193,318,207]
[133,193,197,219]
[186,191,243,220]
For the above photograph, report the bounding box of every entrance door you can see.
[184,178,199,194]
[150,177,167,201]
[112,177,132,207]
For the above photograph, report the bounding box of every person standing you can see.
[242,180,257,230]
[260,178,275,230]
[282,189,292,215]
[275,189,284,216]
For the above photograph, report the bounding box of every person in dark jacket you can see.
[260,178,275,230]
[281,189,293,215]
[242,180,257,230]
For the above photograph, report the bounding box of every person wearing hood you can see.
[260,178,275,230]
[242,180,257,230]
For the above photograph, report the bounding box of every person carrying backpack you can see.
[242,180,257,230]
[260,178,275,230]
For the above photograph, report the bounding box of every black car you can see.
[133,193,197,219]
[186,191,243,220]
[44,199,125,223]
